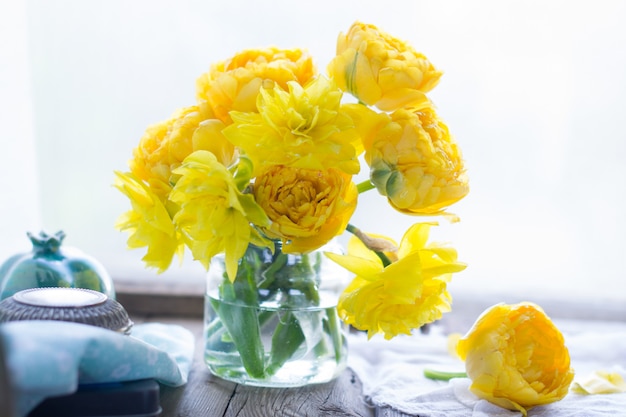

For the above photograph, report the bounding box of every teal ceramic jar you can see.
[0,231,115,300]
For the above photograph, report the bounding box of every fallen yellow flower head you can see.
[456,302,574,416]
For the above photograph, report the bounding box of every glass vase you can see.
[203,240,349,387]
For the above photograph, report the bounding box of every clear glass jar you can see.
[203,240,349,387]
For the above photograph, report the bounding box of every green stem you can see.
[356,180,376,194]
[345,223,359,235]
[258,252,287,290]
[374,252,392,267]
[423,368,467,381]
[345,223,393,267]
[326,308,344,363]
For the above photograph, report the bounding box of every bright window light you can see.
[2,0,625,307]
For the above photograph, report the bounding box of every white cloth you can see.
[347,319,626,417]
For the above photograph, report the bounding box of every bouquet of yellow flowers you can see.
[115,21,469,385]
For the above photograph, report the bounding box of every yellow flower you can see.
[113,171,183,272]
[223,76,361,176]
[253,166,357,254]
[340,103,391,156]
[456,302,575,416]
[130,104,234,198]
[327,21,442,111]
[169,150,271,281]
[326,223,466,339]
[197,47,316,124]
[366,106,469,215]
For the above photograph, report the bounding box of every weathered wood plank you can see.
[375,407,414,417]
[118,291,204,318]
[160,372,236,417]
[160,359,373,417]
[219,368,373,417]
[142,316,374,417]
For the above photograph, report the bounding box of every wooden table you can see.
[142,317,408,417]
[67,285,626,417]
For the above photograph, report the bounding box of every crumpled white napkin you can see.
[347,320,626,417]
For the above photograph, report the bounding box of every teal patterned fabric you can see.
[0,320,195,417]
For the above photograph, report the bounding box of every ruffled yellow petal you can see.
[253,165,357,253]
[169,150,270,281]
[325,252,383,279]
[223,76,360,176]
[333,223,465,339]
[366,106,469,215]
[572,371,626,395]
[328,21,442,111]
[113,171,183,272]
[196,47,316,124]
[129,105,224,193]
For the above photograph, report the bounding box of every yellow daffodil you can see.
[169,150,271,281]
[223,76,361,176]
[456,302,575,416]
[130,104,234,198]
[366,106,469,215]
[197,47,316,124]
[327,21,442,111]
[113,171,183,272]
[326,223,466,339]
[253,166,357,253]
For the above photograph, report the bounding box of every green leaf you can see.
[231,155,254,191]
[210,296,265,378]
[239,193,271,227]
[213,262,266,379]
[266,311,306,376]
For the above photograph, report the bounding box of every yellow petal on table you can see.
[572,371,626,395]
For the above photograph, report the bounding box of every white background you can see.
[2,0,625,310]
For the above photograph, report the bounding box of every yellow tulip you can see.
[130,104,234,199]
[327,21,442,111]
[327,223,466,339]
[253,166,357,254]
[197,47,316,124]
[456,302,575,416]
[223,76,361,176]
[366,106,469,215]
[340,103,390,157]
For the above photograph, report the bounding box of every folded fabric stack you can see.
[0,321,195,417]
